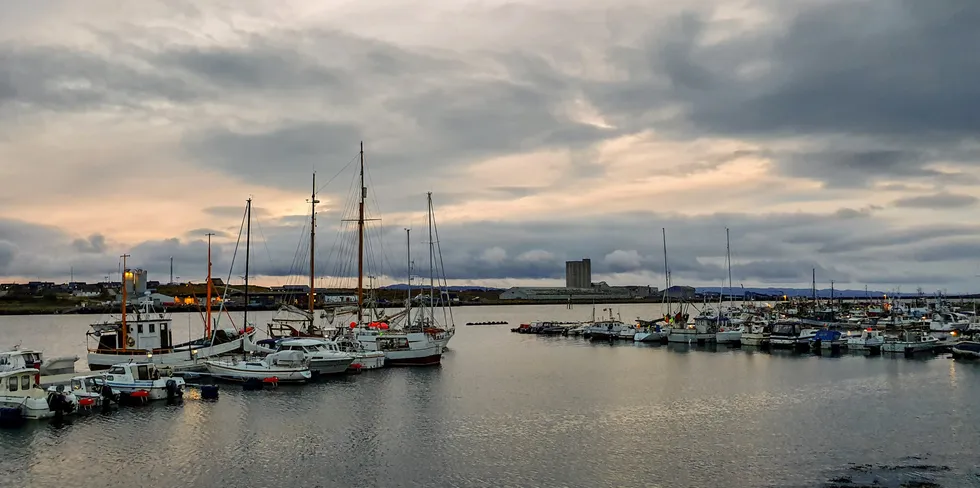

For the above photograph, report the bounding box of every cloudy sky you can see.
[1,0,979,292]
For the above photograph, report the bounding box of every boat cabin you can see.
[277,339,345,355]
[88,301,174,353]
[105,362,169,382]
[771,321,803,337]
[2,368,40,394]
[0,348,42,373]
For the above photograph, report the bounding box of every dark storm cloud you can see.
[892,192,978,209]
[911,240,980,263]
[816,224,980,254]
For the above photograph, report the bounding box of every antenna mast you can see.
[120,253,130,350]
[357,142,365,325]
[309,172,319,334]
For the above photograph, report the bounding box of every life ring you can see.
[127,337,136,347]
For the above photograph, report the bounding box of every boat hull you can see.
[741,333,769,346]
[350,352,386,370]
[634,331,668,342]
[0,395,52,419]
[882,342,937,354]
[384,352,441,367]
[310,357,354,376]
[715,330,742,344]
[88,332,253,370]
[204,361,311,382]
[667,328,697,343]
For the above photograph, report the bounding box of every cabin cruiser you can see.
[87,298,254,371]
[882,330,939,355]
[103,362,186,401]
[0,346,78,376]
[929,312,971,334]
[205,351,312,383]
[267,338,354,376]
[353,328,442,366]
[770,321,814,350]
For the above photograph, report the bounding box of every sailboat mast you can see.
[309,172,318,330]
[428,192,435,325]
[206,233,214,338]
[120,253,130,350]
[726,227,733,305]
[406,228,412,326]
[662,228,670,313]
[357,142,365,325]
[244,198,251,331]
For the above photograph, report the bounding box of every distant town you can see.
[1,257,973,315]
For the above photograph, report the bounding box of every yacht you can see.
[269,338,354,376]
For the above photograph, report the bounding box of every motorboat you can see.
[0,368,68,420]
[634,321,669,343]
[102,362,186,401]
[354,329,442,366]
[882,330,940,355]
[741,323,770,347]
[951,341,980,360]
[847,329,885,351]
[770,321,812,350]
[332,336,387,370]
[810,329,847,352]
[0,346,78,376]
[205,351,312,383]
[47,375,105,410]
[268,338,354,376]
[585,320,628,341]
[715,320,743,345]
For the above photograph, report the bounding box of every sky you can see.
[1,0,979,292]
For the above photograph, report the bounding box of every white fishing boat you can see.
[741,323,770,346]
[47,375,105,410]
[333,336,386,370]
[847,328,885,351]
[0,345,78,376]
[0,368,58,420]
[882,330,939,355]
[715,322,743,345]
[618,326,637,340]
[103,362,186,401]
[205,350,312,383]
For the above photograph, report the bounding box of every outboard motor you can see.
[47,386,74,421]
[165,379,182,403]
[100,383,116,413]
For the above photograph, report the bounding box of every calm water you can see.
[2,304,980,488]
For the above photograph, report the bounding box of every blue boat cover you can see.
[813,329,842,341]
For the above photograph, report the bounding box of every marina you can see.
[4,303,980,487]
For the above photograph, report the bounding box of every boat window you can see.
[71,379,82,391]
[246,362,263,367]
[304,346,319,353]
[106,375,114,381]
[0,357,6,365]
[137,365,149,380]
[7,376,17,392]
[138,323,144,334]
[21,375,30,390]
[108,366,126,375]
[149,323,155,333]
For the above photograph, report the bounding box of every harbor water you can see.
[2,304,980,487]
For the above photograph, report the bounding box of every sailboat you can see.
[205,198,315,382]
[715,228,743,345]
[402,192,456,352]
[86,250,255,371]
[341,145,442,366]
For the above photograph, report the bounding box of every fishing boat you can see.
[770,320,812,350]
[0,346,78,376]
[86,253,254,371]
[847,328,885,351]
[102,362,186,401]
[353,328,442,366]
[205,350,312,383]
[634,320,669,343]
[714,228,742,346]
[47,375,105,410]
[0,368,64,420]
[882,330,939,355]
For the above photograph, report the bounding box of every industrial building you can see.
[499,282,658,301]
[565,258,591,289]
